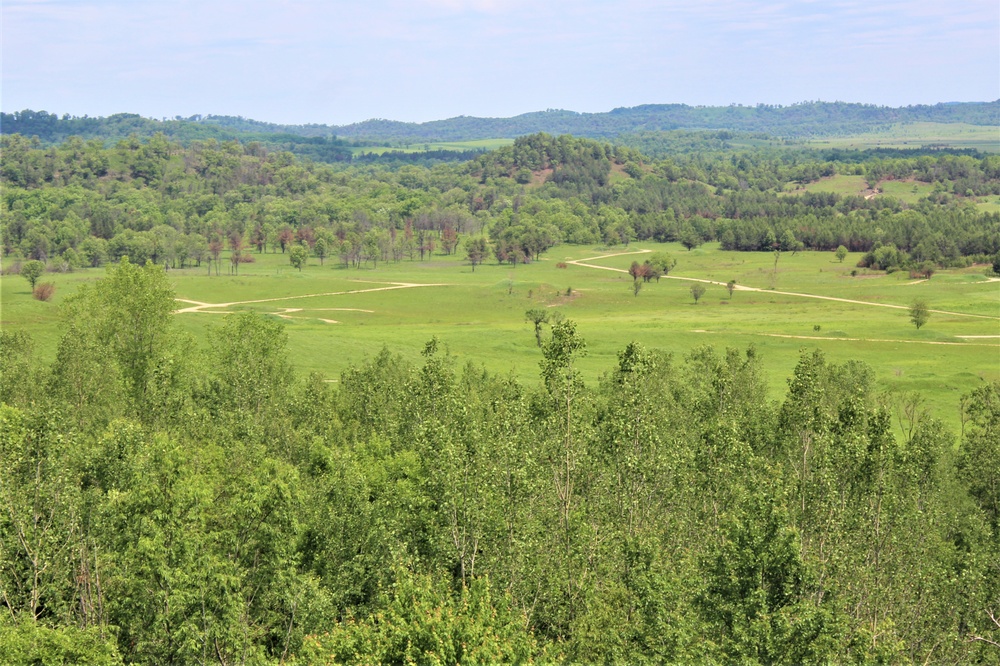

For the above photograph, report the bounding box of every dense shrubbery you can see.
[1,261,998,663]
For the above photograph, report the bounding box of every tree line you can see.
[2,132,998,280]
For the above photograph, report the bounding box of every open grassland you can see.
[789,174,869,196]
[3,243,997,432]
[977,197,1000,214]
[790,174,974,207]
[877,179,938,204]
[350,138,514,155]
[803,122,1000,152]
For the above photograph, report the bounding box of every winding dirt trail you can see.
[568,249,999,322]
[697,331,999,347]
[174,280,449,314]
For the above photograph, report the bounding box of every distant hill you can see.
[0,111,357,162]
[6,101,998,142]
[3,101,997,160]
[332,101,1000,141]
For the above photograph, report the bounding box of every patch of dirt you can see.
[530,168,554,186]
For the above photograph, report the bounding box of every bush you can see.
[0,621,122,665]
[556,262,568,269]
[33,282,55,301]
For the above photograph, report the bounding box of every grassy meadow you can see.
[3,242,997,433]
[789,173,986,208]
[350,138,515,155]
[803,122,1000,152]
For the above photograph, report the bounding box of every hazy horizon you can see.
[5,98,999,130]
[4,0,998,126]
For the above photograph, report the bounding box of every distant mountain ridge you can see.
[3,100,997,146]
[332,101,1000,141]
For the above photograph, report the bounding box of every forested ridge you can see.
[6,101,998,145]
[1,257,999,663]
[2,132,999,276]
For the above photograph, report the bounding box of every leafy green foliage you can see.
[20,259,45,289]
[910,300,930,329]
[690,282,706,304]
[289,244,308,270]
[0,621,123,665]
[302,565,540,665]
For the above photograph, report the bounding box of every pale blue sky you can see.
[3,0,998,125]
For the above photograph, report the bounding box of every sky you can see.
[3,0,998,126]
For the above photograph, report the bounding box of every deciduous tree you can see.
[20,260,44,290]
[289,245,308,271]
[690,282,706,304]
[910,300,929,329]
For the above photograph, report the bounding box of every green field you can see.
[790,174,973,207]
[804,122,1000,152]
[978,197,1000,214]
[4,243,997,433]
[789,174,869,196]
[351,138,515,155]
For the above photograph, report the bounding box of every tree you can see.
[208,237,223,276]
[690,282,706,304]
[644,252,676,282]
[525,308,549,347]
[62,256,176,416]
[208,311,293,424]
[278,227,294,253]
[229,232,244,275]
[958,382,1000,534]
[441,226,459,255]
[836,245,848,263]
[628,261,648,282]
[314,237,328,265]
[539,319,588,626]
[909,300,930,329]
[726,280,737,298]
[20,260,44,290]
[289,245,307,271]
[465,236,488,272]
[681,231,702,251]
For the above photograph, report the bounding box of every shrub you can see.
[556,262,568,269]
[33,282,56,301]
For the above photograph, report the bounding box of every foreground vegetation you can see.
[1,258,999,664]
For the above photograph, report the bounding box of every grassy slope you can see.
[788,174,984,208]
[803,122,1000,152]
[4,243,997,435]
[350,139,515,155]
